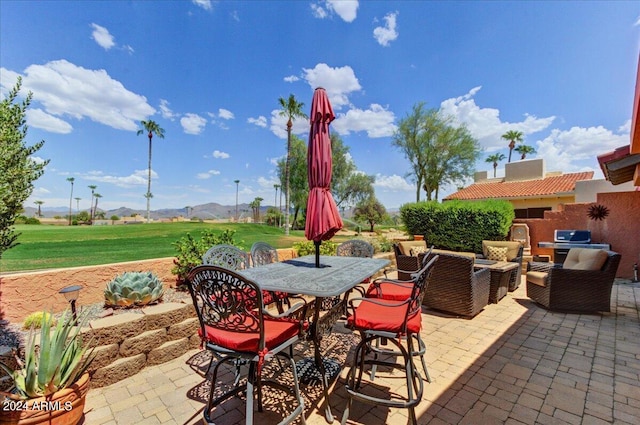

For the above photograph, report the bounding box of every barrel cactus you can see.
[104,271,165,307]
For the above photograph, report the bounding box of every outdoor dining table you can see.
[238,254,390,423]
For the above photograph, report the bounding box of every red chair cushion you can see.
[366,281,413,301]
[347,300,422,334]
[199,317,299,353]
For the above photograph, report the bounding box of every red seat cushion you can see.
[366,281,413,301]
[199,317,299,352]
[347,300,422,334]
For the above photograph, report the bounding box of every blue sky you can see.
[1,1,638,213]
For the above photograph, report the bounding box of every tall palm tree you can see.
[66,177,75,225]
[515,144,536,160]
[93,193,102,218]
[501,130,524,163]
[34,200,44,218]
[278,94,307,235]
[234,179,240,222]
[74,197,81,212]
[88,185,97,222]
[137,120,165,223]
[485,153,506,178]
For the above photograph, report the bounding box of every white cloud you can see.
[192,0,212,11]
[213,150,230,159]
[536,126,629,173]
[374,174,413,191]
[269,109,309,139]
[619,119,631,133]
[181,113,207,135]
[439,86,555,151]
[90,23,115,50]
[310,3,328,19]
[196,169,220,179]
[284,75,300,83]
[248,115,267,128]
[26,108,73,134]
[257,176,279,189]
[302,63,362,109]
[332,104,397,138]
[4,60,155,132]
[83,169,154,188]
[327,0,359,22]
[159,99,177,121]
[635,15,640,26]
[373,11,399,47]
[218,108,234,120]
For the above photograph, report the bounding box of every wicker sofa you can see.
[422,252,490,318]
[393,242,476,280]
[526,249,621,312]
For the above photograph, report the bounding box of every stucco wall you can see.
[516,191,640,278]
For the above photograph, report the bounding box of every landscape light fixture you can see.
[59,285,82,322]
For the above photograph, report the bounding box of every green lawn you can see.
[0,222,313,272]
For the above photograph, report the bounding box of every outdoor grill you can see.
[538,230,611,265]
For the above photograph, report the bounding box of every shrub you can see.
[293,240,337,256]
[22,311,56,329]
[400,200,514,253]
[172,229,244,284]
[104,271,165,308]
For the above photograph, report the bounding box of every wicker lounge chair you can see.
[526,249,621,312]
[422,252,490,318]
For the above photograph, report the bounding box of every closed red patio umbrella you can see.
[305,87,343,267]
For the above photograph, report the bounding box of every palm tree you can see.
[136,120,165,223]
[501,130,524,163]
[74,197,81,212]
[66,177,75,225]
[93,193,102,219]
[515,144,536,160]
[485,153,506,178]
[234,179,240,222]
[88,185,97,221]
[278,94,307,235]
[34,200,44,218]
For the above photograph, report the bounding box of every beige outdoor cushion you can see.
[527,271,548,287]
[431,248,476,260]
[397,241,427,256]
[563,248,608,271]
[410,245,428,256]
[482,240,522,261]
[486,246,508,261]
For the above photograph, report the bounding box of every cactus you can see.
[104,271,164,307]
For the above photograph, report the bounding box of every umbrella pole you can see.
[314,241,321,268]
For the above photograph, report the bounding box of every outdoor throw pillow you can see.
[410,246,427,256]
[487,246,508,262]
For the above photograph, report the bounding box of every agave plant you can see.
[104,271,165,307]
[0,310,94,399]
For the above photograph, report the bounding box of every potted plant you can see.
[0,310,94,425]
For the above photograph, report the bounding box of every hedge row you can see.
[399,200,515,253]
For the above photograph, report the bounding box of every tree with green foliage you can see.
[34,200,44,218]
[393,103,481,201]
[88,184,97,222]
[353,196,387,232]
[66,177,75,225]
[249,197,263,222]
[276,135,308,229]
[137,120,165,223]
[278,94,307,235]
[330,133,375,208]
[515,144,536,160]
[485,153,506,178]
[0,77,49,258]
[502,130,524,163]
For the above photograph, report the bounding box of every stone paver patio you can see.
[83,276,640,424]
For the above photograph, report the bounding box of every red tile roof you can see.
[444,171,594,200]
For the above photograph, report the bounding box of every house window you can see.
[515,207,551,219]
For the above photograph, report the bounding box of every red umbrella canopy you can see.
[305,87,343,242]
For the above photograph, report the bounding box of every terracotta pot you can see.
[0,373,90,425]
[413,235,424,241]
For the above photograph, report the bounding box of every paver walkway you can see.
[83,277,640,424]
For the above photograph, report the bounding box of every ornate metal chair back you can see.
[202,244,249,271]
[336,239,374,258]
[250,242,279,266]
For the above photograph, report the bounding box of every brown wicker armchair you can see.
[422,252,490,318]
[479,240,524,291]
[526,249,621,312]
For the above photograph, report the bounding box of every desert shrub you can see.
[293,240,338,256]
[23,311,56,329]
[104,271,164,308]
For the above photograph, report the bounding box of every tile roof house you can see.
[444,159,595,218]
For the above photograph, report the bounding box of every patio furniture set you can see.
[183,238,621,424]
